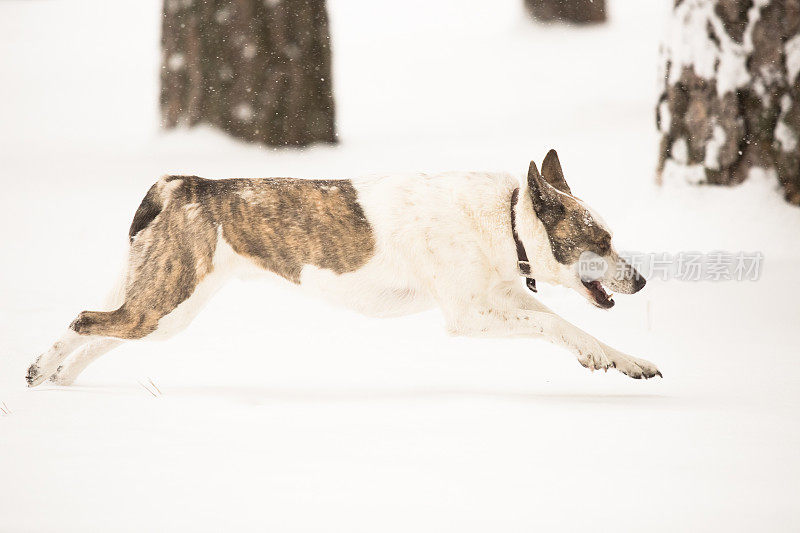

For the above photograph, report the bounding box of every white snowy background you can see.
[1,0,799,531]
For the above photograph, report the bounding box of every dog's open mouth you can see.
[582,280,615,309]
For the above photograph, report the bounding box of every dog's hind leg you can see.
[25,330,98,387]
[25,268,160,387]
[26,307,150,387]
[26,265,129,387]
[49,260,228,386]
[48,338,123,385]
[26,176,225,387]
[36,270,222,388]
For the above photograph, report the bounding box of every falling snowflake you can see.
[235,103,254,122]
[242,43,257,60]
[167,53,185,71]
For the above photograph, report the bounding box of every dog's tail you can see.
[128,178,167,243]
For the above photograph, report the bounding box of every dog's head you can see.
[526,149,645,309]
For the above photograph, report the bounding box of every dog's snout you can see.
[633,275,646,293]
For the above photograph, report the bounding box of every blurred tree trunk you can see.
[525,0,606,24]
[160,0,336,147]
[657,0,800,205]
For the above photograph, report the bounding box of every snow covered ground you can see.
[2,0,799,531]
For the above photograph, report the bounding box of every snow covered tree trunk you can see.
[160,0,336,147]
[524,0,606,24]
[657,0,800,205]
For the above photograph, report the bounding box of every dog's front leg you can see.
[494,284,661,379]
[447,306,613,372]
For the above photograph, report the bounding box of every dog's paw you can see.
[606,350,662,380]
[26,362,48,388]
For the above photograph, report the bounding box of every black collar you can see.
[511,188,537,293]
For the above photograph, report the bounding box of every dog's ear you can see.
[527,160,556,202]
[527,160,543,191]
[527,160,564,225]
[541,149,571,195]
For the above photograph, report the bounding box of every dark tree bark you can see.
[657,0,800,205]
[525,0,606,24]
[160,0,336,147]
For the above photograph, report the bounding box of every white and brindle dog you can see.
[26,150,661,387]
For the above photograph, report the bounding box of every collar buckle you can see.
[511,188,538,294]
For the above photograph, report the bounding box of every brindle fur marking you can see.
[527,153,611,265]
[71,176,375,340]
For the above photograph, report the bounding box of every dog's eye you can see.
[594,235,611,256]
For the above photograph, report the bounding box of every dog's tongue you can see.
[588,280,614,308]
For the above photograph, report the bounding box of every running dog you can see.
[26,150,661,387]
